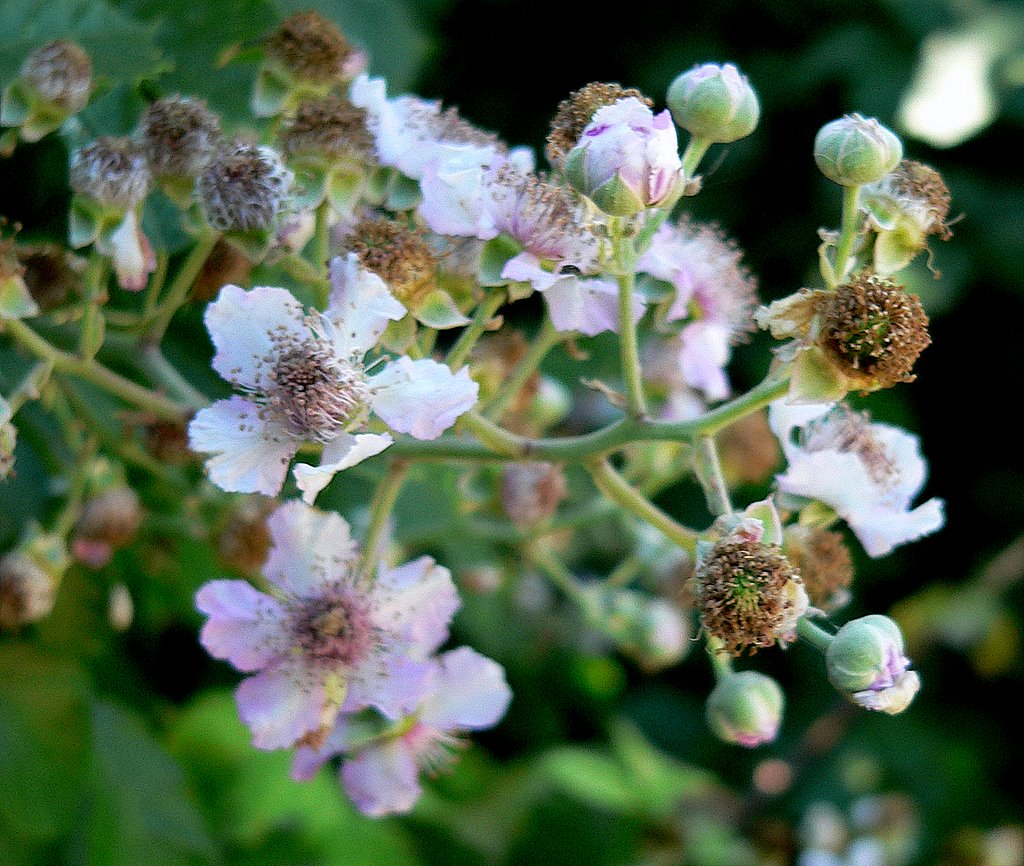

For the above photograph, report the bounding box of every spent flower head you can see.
[140,95,222,181]
[1,40,92,142]
[198,141,294,236]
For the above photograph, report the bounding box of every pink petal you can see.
[235,662,325,750]
[373,556,460,654]
[196,579,285,672]
[370,357,478,440]
[263,500,357,596]
[342,739,422,817]
[420,647,512,731]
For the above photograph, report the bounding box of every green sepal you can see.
[0,273,39,320]
[505,279,534,302]
[363,167,390,206]
[384,171,422,211]
[873,227,919,276]
[742,498,783,546]
[69,197,108,249]
[789,346,848,403]
[326,168,365,216]
[250,66,291,118]
[0,80,31,127]
[591,174,644,217]
[379,313,418,353]
[291,163,329,211]
[798,500,841,529]
[411,288,471,329]
[223,227,273,263]
[478,234,521,286]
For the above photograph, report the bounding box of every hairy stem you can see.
[796,617,835,653]
[144,233,219,346]
[481,316,562,421]
[446,288,506,371]
[358,460,411,580]
[693,434,733,516]
[830,184,862,287]
[612,223,647,419]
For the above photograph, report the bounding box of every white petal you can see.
[870,422,929,507]
[104,210,155,292]
[418,143,503,239]
[767,399,834,444]
[501,251,558,292]
[341,739,422,817]
[847,499,945,557]
[679,321,731,401]
[292,432,393,503]
[188,396,296,495]
[235,662,325,750]
[324,254,406,359]
[542,275,640,337]
[262,500,358,596]
[421,647,512,731]
[195,579,285,672]
[775,448,875,517]
[370,357,478,439]
[205,284,307,389]
[373,556,461,655]
[345,654,434,720]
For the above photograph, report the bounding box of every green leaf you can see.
[0,645,91,865]
[0,273,39,319]
[0,0,169,86]
[412,288,471,329]
[541,747,640,815]
[77,700,216,866]
[477,234,521,287]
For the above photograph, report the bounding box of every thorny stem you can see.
[2,318,190,422]
[445,288,506,371]
[481,316,562,421]
[587,458,697,554]
[693,434,733,516]
[144,233,219,346]
[796,616,835,653]
[358,460,411,580]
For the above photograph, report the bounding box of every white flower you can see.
[189,254,478,502]
[769,402,944,557]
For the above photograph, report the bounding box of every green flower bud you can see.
[826,615,920,715]
[583,587,690,672]
[666,62,760,144]
[706,670,784,748]
[814,114,903,186]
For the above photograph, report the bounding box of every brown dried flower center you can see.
[345,217,436,306]
[266,11,355,83]
[546,82,652,166]
[292,593,374,665]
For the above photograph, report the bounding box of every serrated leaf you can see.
[0,0,169,86]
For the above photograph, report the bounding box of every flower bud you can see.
[546,82,652,168]
[814,114,902,186]
[666,62,759,144]
[140,95,221,181]
[500,461,568,527]
[826,615,920,715]
[197,141,293,234]
[1,41,92,142]
[565,98,682,215]
[70,137,150,211]
[72,486,143,569]
[0,531,69,630]
[706,670,784,747]
[584,586,690,672]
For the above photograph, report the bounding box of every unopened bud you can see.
[667,62,759,144]
[706,670,784,747]
[198,141,293,234]
[814,114,902,187]
[70,137,150,211]
[500,461,568,527]
[140,95,221,180]
[826,615,920,715]
[546,82,652,168]
[565,97,682,215]
[584,586,690,672]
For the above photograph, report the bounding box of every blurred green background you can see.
[2,0,1024,864]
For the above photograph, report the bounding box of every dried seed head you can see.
[281,95,373,163]
[15,243,86,311]
[198,141,293,232]
[74,487,143,552]
[546,82,652,166]
[0,551,55,629]
[821,274,931,388]
[140,95,222,179]
[884,159,953,240]
[21,40,92,112]
[70,137,150,209]
[718,411,781,486]
[265,10,360,85]
[784,525,853,613]
[343,216,436,307]
[696,538,801,656]
[217,497,274,576]
[500,462,568,526]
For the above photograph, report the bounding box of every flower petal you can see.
[262,500,358,595]
[188,396,296,495]
[345,654,434,719]
[542,275,639,337]
[325,254,406,359]
[341,738,421,817]
[420,647,512,731]
[418,143,503,239]
[235,662,325,750]
[370,356,478,439]
[373,556,460,655]
[293,432,394,504]
[846,499,945,558]
[205,284,307,389]
[195,580,285,672]
[679,321,731,401]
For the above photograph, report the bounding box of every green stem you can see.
[481,316,561,421]
[830,184,862,287]
[458,411,525,457]
[142,252,170,319]
[796,617,834,653]
[707,636,734,681]
[681,136,712,178]
[139,346,208,410]
[358,460,411,580]
[531,546,588,604]
[3,318,190,421]
[587,458,697,553]
[445,288,506,371]
[693,434,732,516]
[78,254,109,360]
[606,554,642,587]
[312,200,331,307]
[144,233,218,346]
[611,223,647,419]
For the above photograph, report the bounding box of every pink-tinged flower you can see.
[564,98,682,216]
[196,501,460,750]
[292,646,511,816]
[189,254,478,502]
[642,336,707,421]
[769,402,944,557]
[825,614,920,715]
[638,219,758,401]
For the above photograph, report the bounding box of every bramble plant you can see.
[1,12,952,819]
